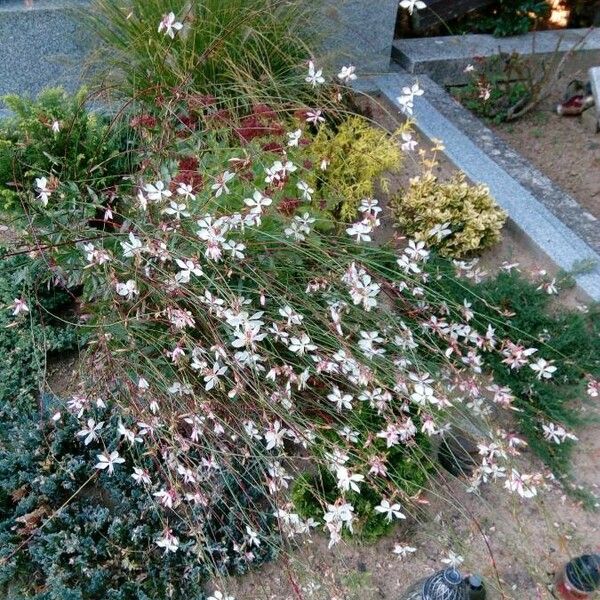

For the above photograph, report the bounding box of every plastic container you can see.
[399,568,469,600]
[555,554,600,600]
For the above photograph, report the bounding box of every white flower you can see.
[327,387,353,411]
[289,333,316,355]
[393,544,417,559]
[542,423,577,445]
[335,466,364,493]
[94,451,125,475]
[51,120,60,133]
[244,190,272,213]
[208,591,235,600]
[396,82,424,116]
[504,469,538,499]
[401,132,418,152]
[211,170,235,197]
[441,551,464,568]
[297,180,314,201]
[428,222,452,241]
[246,525,261,547]
[305,60,325,86]
[346,221,372,243]
[176,182,194,199]
[464,64,475,73]
[287,129,302,147]
[76,419,104,445]
[175,258,203,284]
[116,279,139,300]
[158,12,183,38]
[34,177,51,206]
[121,232,143,258]
[529,358,557,380]
[374,499,406,522]
[156,529,180,553]
[144,180,172,202]
[337,65,357,83]
[131,467,152,485]
[400,0,427,15]
[162,200,190,220]
[11,298,29,316]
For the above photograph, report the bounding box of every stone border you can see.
[0,0,90,102]
[393,29,600,85]
[372,72,600,300]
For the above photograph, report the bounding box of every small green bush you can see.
[470,0,550,36]
[0,249,79,423]
[0,404,278,600]
[392,173,506,258]
[0,87,134,216]
[308,116,403,221]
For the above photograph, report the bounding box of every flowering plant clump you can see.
[1,1,598,593]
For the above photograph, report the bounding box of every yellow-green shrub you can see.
[392,173,506,258]
[309,116,403,221]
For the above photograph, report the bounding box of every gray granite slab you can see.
[0,1,92,104]
[374,72,600,300]
[590,66,600,120]
[317,0,398,74]
[393,29,600,85]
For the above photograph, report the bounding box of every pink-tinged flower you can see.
[158,12,183,38]
[587,378,600,397]
[131,467,151,485]
[504,469,539,499]
[211,170,235,197]
[305,109,325,125]
[11,298,29,316]
[94,451,125,475]
[542,423,577,444]
[156,529,179,553]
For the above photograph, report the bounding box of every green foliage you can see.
[88,0,319,110]
[0,87,134,216]
[452,53,532,124]
[471,0,550,36]
[392,173,506,258]
[0,249,79,424]
[0,405,278,600]
[308,116,403,221]
[292,404,431,542]
[424,262,600,478]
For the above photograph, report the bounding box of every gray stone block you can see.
[393,29,600,86]
[0,0,92,105]
[317,0,398,74]
[589,66,600,119]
